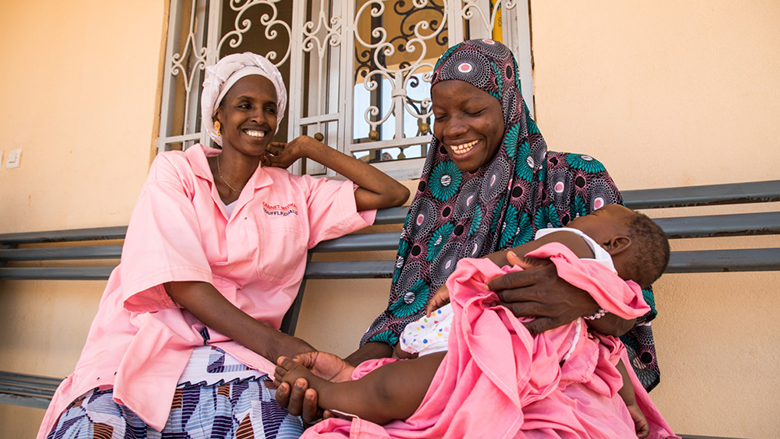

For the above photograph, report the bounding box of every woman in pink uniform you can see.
[38,52,409,439]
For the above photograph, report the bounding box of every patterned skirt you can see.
[45,376,304,439]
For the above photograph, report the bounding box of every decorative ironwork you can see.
[219,0,292,66]
[158,0,534,178]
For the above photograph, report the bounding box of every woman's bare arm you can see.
[165,281,316,362]
[266,136,410,210]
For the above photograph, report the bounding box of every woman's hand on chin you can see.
[265,136,318,169]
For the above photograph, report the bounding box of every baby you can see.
[275,204,669,437]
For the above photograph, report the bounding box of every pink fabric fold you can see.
[303,244,676,438]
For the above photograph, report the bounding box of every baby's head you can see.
[568,204,670,289]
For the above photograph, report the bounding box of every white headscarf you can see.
[201,52,288,146]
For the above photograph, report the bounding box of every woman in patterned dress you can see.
[277,40,662,430]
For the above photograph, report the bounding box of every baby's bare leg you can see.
[274,352,446,425]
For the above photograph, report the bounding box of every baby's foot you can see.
[274,356,325,391]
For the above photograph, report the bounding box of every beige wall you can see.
[0,0,164,233]
[0,0,167,437]
[530,0,780,189]
[1,1,778,438]
[527,2,780,437]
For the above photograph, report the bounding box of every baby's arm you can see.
[616,359,649,438]
[266,136,409,210]
[486,229,596,267]
[275,352,446,425]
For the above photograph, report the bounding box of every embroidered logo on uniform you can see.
[263,202,299,216]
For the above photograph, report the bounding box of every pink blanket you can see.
[304,244,677,438]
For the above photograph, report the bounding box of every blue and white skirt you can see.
[45,375,304,439]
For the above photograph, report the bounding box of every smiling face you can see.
[431,80,505,172]
[214,75,278,159]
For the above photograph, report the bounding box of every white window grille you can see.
[157,0,533,180]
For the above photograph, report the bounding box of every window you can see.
[158,0,534,180]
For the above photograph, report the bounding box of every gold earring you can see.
[214,120,221,137]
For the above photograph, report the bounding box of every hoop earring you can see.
[214,120,221,137]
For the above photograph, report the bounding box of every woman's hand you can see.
[274,351,356,425]
[486,254,601,336]
[426,285,450,317]
[265,136,319,169]
[486,253,634,336]
[265,135,409,211]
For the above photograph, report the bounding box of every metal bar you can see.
[373,206,409,225]
[0,383,56,399]
[157,0,184,153]
[666,249,780,273]
[622,180,780,209]
[0,226,127,245]
[312,232,400,252]
[349,135,432,154]
[298,114,341,125]
[0,372,64,388]
[0,246,123,262]
[0,393,52,409]
[678,435,744,439]
[0,267,115,280]
[303,260,394,279]
[656,212,780,239]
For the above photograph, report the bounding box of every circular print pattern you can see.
[430,242,464,286]
[407,198,436,239]
[586,178,618,212]
[440,50,491,89]
[427,223,455,262]
[569,195,587,221]
[531,138,547,172]
[454,178,482,221]
[488,198,506,235]
[480,155,511,204]
[472,39,511,60]
[501,87,519,124]
[368,330,399,347]
[430,161,462,201]
[465,227,490,258]
[388,279,429,317]
[394,261,422,299]
[503,124,521,159]
[566,153,606,174]
[392,239,411,283]
[512,212,534,247]
[534,204,561,231]
[549,167,573,212]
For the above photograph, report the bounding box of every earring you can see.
[214,120,221,137]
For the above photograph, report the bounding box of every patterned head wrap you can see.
[201,52,287,146]
[361,39,659,391]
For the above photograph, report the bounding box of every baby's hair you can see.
[625,212,670,289]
